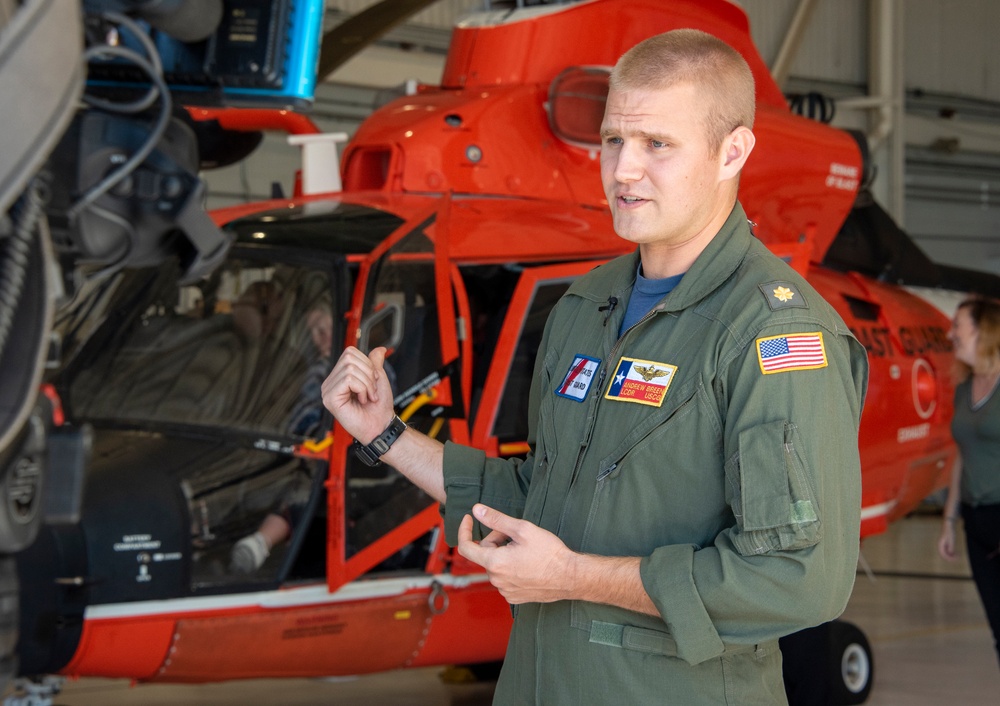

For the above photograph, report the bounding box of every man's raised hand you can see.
[321,346,394,443]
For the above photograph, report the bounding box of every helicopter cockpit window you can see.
[345,226,443,569]
[547,66,610,150]
[60,255,342,441]
[185,453,325,589]
[55,253,344,588]
[494,280,572,442]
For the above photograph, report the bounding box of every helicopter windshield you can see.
[56,253,343,441]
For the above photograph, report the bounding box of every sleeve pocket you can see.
[727,420,822,556]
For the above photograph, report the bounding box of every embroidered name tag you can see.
[756,332,828,374]
[555,354,602,402]
[604,357,677,407]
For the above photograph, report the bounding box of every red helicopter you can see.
[8,0,988,704]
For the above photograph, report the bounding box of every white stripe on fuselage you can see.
[85,573,492,620]
[860,500,897,522]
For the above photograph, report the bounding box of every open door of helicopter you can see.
[328,203,467,590]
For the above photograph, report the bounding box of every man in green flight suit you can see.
[323,29,868,705]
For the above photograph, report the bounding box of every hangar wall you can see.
[741,0,1000,276]
[205,0,1000,276]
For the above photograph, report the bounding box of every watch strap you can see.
[353,416,407,466]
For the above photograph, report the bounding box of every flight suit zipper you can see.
[596,301,666,397]
[556,301,668,534]
[609,302,667,366]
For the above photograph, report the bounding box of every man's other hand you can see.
[458,503,578,605]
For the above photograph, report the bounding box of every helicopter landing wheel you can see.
[827,620,873,705]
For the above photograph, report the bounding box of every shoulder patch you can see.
[759,281,808,311]
[756,332,827,374]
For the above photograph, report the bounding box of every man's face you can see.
[600,82,728,258]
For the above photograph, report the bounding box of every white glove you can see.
[230,531,270,573]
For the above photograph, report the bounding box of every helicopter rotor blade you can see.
[317,0,443,81]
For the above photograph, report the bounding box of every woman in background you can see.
[939,296,1000,664]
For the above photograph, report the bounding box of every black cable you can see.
[0,180,46,361]
[82,12,163,114]
[68,12,173,221]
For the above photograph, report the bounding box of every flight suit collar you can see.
[655,202,752,313]
[568,201,753,314]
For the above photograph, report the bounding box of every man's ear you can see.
[719,126,755,179]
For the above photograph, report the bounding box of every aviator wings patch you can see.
[605,357,677,407]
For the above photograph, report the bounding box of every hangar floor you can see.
[5,513,999,705]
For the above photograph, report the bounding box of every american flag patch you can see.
[756,332,827,374]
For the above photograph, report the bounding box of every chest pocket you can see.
[725,419,822,556]
[577,382,726,559]
[595,375,714,473]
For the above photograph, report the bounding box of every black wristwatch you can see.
[352,416,407,466]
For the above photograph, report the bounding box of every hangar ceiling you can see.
[204,0,1000,277]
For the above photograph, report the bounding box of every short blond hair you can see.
[609,29,755,153]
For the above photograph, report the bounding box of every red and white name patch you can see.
[555,354,602,402]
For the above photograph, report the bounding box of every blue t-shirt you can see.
[619,266,684,335]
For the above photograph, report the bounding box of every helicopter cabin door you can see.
[329,208,464,587]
